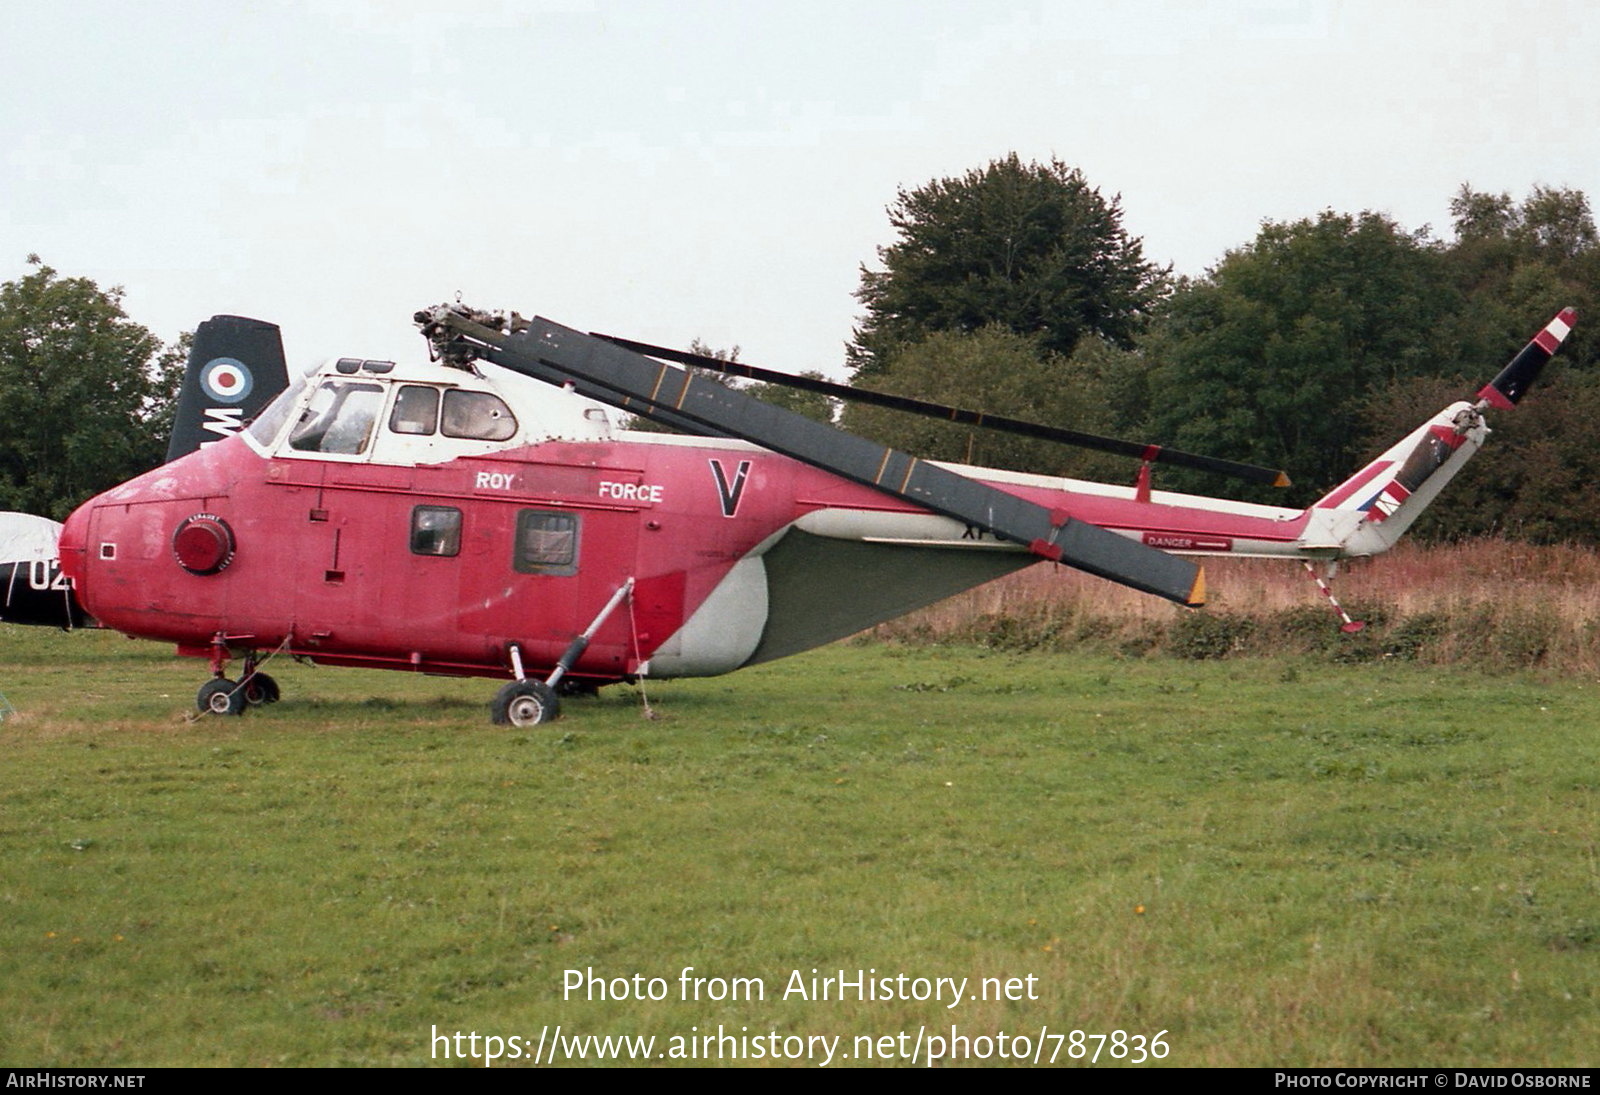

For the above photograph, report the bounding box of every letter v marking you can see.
[710,459,752,518]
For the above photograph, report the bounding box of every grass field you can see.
[1,621,1596,1067]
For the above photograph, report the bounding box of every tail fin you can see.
[1304,309,1576,555]
[164,316,289,462]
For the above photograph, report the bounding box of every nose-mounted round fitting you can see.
[172,513,236,576]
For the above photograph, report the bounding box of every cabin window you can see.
[390,385,440,435]
[411,505,461,557]
[288,380,385,455]
[513,510,579,576]
[442,390,517,442]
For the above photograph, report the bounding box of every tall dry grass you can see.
[872,539,1600,673]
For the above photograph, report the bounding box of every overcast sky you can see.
[3,0,1595,378]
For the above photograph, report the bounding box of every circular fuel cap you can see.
[172,514,236,576]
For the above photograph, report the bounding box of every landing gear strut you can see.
[488,580,634,726]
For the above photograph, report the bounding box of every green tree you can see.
[0,257,181,519]
[1446,183,1599,372]
[849,154,1167,379]
[842,325,1136,479]
[1139,211,1461,504]
[1359,183,1600,541]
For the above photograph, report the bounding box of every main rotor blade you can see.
[594,333,1291,488]
[424,305,1206,607]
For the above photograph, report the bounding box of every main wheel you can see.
[490,680,560,726]
[197,678,246,716]
[241,672,280,705]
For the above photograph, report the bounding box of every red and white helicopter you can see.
[48,304,1574,725]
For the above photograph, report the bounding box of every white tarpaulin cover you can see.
[0,512,63,562]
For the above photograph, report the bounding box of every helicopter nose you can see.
[58,501,92,593]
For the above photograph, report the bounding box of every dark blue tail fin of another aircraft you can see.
[164,315,290,462]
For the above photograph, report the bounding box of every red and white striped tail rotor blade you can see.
[1477,308,1577,410]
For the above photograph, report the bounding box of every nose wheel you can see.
[196,646,282,716]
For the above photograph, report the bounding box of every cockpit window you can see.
[389,385,440,436]
[288,380,385,455]
[442,390,517,441]
[246,373,310,447]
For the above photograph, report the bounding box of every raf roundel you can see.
[199,357,254,404]
[172,514,236,576]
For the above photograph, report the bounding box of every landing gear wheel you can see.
[197,678,246,717]
[241,672,280,706]
[490,679,560,726]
